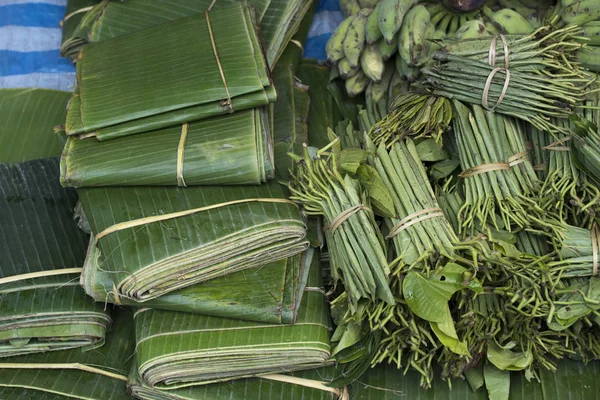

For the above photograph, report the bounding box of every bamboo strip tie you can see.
[260,374,347,398]
[205,9,234,113]
[387,207,445,239]
[459,162,511,178]
[176,123,189,187]
[533,163,546,171]
[482,34,511,111]
[0,363,127,382]
[592,223,600,276]
[60,5,95,26]
[543,136,571,152]
[94,198,297,243]
[326,204,371,235]
[0,268,83,285]
[508,151,530,167]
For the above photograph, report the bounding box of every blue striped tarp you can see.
[0,0,341,91]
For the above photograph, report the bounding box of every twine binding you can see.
[176,123,189,187]
[326,205,371,235]
[482,34,511,111]
[387,208,445,239]
[205,10,234,113]
[95,198,297,243]
[459,162,511,178]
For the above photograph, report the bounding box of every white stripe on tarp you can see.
[307,10,345,38]
[0,0,66,5]
[0,72,75,91]
[0,26,62,51]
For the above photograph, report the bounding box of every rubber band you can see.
[508,151,529,167]
[176,123,189,187]
[205,10,234,113]
[592,223,599,276]
[483,34,511,111]
[459,162,511,178]
[326,205,371,235]
[543,136,571,151]
[387,208,444,239]
[94,198,297,243]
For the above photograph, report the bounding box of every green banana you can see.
[371,62,395,103]
[396,53,420,82]
[340,0,362,17]
[430,8,450,27]
[482,6,534,34]
[326,16,354,63]
[447,14,460,35]
[455,20,491,39]
[437,12,454,34]
[577,46,600,73]
[398,4,431,67]
[361,44,385,82]
[343,9,371,68]
[379,0,419,45]
[359,0,382,7]
[378,35,398,60]
[388,69,410,104]
[338,57,360,79]
[345,70,371,97]
[366,2,383,44]
[562,0,600,26]
[583,21,600,46]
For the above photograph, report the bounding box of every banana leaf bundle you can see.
[60,0,101,53]
[60,0,313,68]
[61,108,274,187]
[65,3,276,141]
[128,363,342,400]
[0,89,70,163]
[78,182,308,302]
[82,249,314,324]
[132,265,331,389]
[0,308,134,400]
[0,158,111,357]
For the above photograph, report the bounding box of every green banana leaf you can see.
[297,59,338,148]
[0,308,135,400]
[133,263,331,389]
[77,182,308,302]
[65,3,275,141]
[0,387,70,399]
[60,108,274,187]
[0,89,70,163]
[0,159,110,357]
[60,0,101,49]
[128,364,341,400]
[60,0,272,61]
[82,249,314,324]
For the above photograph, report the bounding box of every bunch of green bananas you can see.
[549,0,600,72]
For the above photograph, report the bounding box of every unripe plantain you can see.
[371,61,395,103]
[396,53,420,82]
[366,3,383,44]
[582,21,600,46]
[577,46,600,73]
[379,0,419,44]
[398,4,431,66]
[338,58,360,79]
[378,35,398,61]
[340,0,361,17]
[482,6,533,34]
[359,0,382,7]
[455,19,491,39]
[562,0,600,26]
[343,9,371,68]
[345,70,371,97]
[361,44,385,82]
[326,16,354,63]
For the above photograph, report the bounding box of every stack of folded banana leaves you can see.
[60,0,313,68]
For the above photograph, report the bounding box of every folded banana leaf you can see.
[60,0,272,60]
[65,3,276,141]
[60,0,101,50]
[0,158,111,357]
[0,89,71,163]
[77,182,307,302]
[297,60,338,148]
[61,108,274,187]
[0,308,134,400]
[129,364,342,400]
[133,263,331,389]
[82,249,315,324]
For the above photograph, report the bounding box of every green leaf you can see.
[431,317,470,356]
[487,341,533,371]
[332,322,364,357]
[465,366,485,392]
[355,165,396,218]
[484,362,511,400]
[431,158,460,180]
[415,138,448,162]
[403,271,461,323]
[340,149,369,174]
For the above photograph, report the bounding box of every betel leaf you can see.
[339,149,369,174]
[355,165,396,218]
[487,341,533,371]
[415,138,449,162]
[332,322,364,357]
[484,362,510,400]
[465,366,485,392]
[430,313,470,356]
[431,158,460,180]
[433,263,483,294]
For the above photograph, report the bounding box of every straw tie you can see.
[0,268,83,286]
[205,9,234,113]
[326,204,371,235]
[94,198,297,242]
[482,34,511,111]
[60,5,96,26]
[508,151,530,167]
[176,123,189,187]
[543,136,571,152]
[459,162,511,178]
[387,207,445,239]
